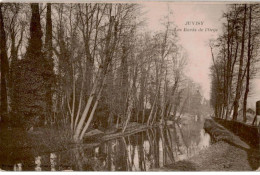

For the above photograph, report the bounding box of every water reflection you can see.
[35,156,41,171]
[50,153,57,171]
[2,119,211,171]
[13,163,22,171]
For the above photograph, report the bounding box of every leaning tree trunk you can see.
[122,89,134,133]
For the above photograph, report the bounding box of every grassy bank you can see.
[0,124,76,170]
[158,119,260,171]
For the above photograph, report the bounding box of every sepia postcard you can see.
[0,0,259,172]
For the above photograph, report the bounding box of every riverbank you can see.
[1,119,259,171]
[159,119,260,171]
[0,124,75,170]
[0,122,158,170]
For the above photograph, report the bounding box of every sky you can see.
[141,2,260,107]
[142,2,226,99]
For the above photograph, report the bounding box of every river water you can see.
[1,116,211,171]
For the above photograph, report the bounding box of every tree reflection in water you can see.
[13,163,22,171]
[5,120,211,171]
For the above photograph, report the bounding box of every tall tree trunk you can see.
[0,5,9,122]
[226,39,239,120]
[121,41,129,121]
[44,3,54,122]
[243,5,252,123]
[233,5,247,121]
[225,16,231,120]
